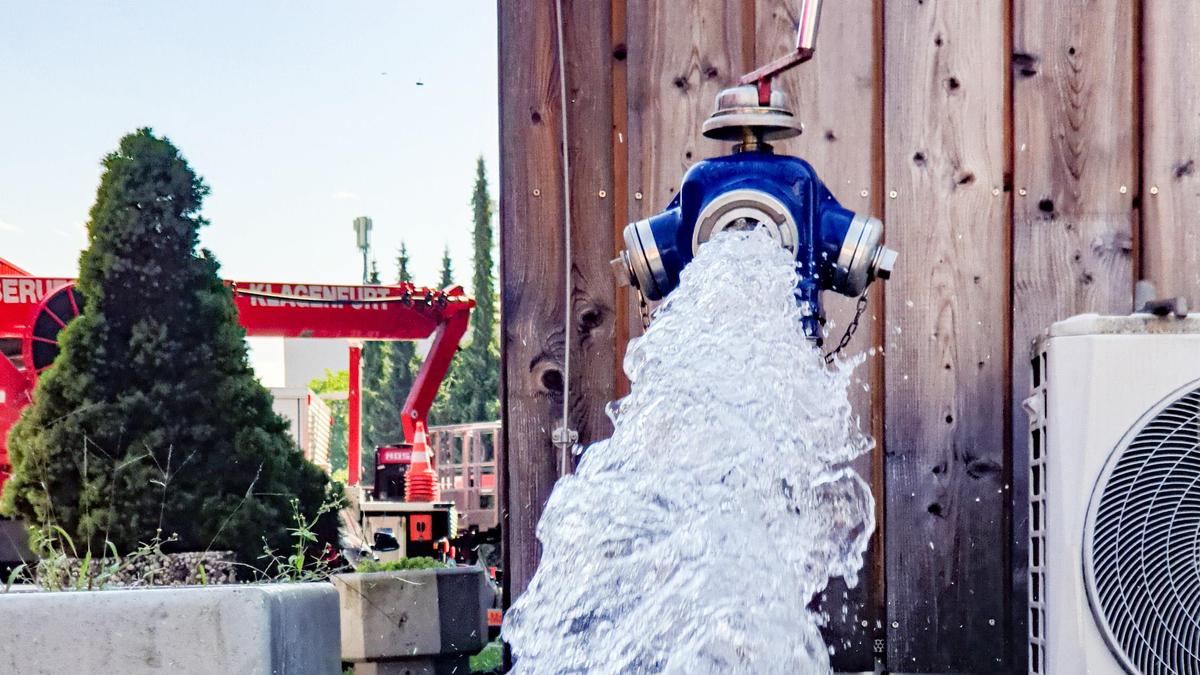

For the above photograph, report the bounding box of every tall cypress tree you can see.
[1,129,338,564]
[428,245,461,426]
[429,157,499,425]
[462,156,500,422]
[361,261,388,459]
[439,246,454,289]
[375,244,418,444]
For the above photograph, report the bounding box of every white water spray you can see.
[503,229,875,674]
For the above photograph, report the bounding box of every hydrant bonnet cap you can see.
[702,85,803,142]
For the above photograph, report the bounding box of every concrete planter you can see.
[0,583,340,674]
[333,567,493,675]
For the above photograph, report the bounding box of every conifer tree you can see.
[428,245,461,426]
[374,244,418,444]
[461,156,500,422]
[1,129,338,564]
[439,246,454,289]
[429,157,499,425]
[361,261,389,460]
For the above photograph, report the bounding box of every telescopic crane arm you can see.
[0,267,474,485]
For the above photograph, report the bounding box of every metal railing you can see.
[427,421,501,530]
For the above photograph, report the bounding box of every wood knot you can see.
[576,303,606,336]
[530,356,564,394]
[945,76,961,92]
[541,368,563,393]
[966,458,1002,480]
[672,75,690,91]
[1012,52,1039,77]
[1175,159,1195,179]
[612,43,628,61]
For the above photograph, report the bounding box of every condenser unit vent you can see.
[1028,350,1048,673]
[1084,381,1200,674]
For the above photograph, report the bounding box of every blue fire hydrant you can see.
[613,84,897,342]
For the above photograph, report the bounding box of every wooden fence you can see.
[498,1,1200,671]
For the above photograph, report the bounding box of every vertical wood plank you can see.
[612,0,633,397]
[565,0,617,448]
[500,0,616,603]
[883,1,1011,670]
[625,0,750,243]
[756,0,885,669]
[499,0,562,603]
[1011,0,1136,669]
[1143,1,1200,303]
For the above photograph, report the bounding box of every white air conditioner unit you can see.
[1027,313,1200,674]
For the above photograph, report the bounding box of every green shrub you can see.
[470,640,502,673]
[1,129,339,566]
[355,556,446,573]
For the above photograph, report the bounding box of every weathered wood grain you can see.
[1011,0,1137,669]
[501,0,1163,671]
[565,0,617,449]
[499,0,566,603]
[625,0,750,233]
[756,0,884,669]
[883,1,1011,670]
[612,0,633,396]
[1143,1,1200,304]
[499,0,619,603]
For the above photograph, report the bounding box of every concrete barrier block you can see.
[0,582,340,674]
[333,567,492,662]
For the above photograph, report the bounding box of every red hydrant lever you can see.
[739,0,823,105]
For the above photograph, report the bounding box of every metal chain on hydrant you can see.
[823,289,870,364]
[637,288,652,332]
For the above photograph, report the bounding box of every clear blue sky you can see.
[0,1,498,290]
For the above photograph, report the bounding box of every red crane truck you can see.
[0,257,472,563]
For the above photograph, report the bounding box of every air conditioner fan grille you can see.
[1087,385,1200,674]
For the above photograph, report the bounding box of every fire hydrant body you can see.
[616,85,897,342]
[625,150,891,339]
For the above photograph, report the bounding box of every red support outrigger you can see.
[0,258,473,488]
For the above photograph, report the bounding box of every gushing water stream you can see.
[503,230,875,674]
